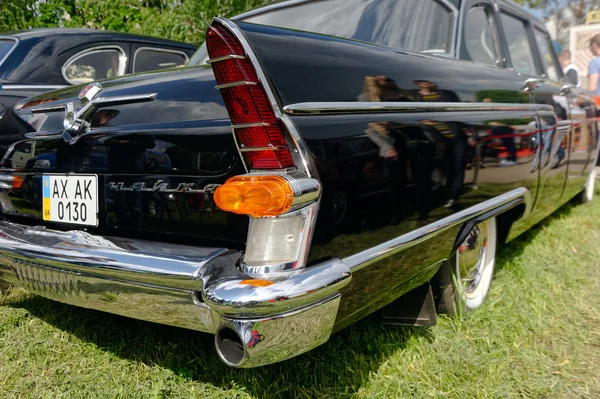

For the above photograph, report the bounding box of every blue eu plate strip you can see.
[43,176,51,198]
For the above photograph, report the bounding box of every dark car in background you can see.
[0,0,598,368]
[0,28,196,109]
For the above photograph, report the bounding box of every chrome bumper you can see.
[0,221,351,367]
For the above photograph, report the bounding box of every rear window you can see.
[0,38,17,65]
[243,0,455,54]
[133,48,188,73]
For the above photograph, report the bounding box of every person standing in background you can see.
[588,34,600,94]
[559,50,580,87]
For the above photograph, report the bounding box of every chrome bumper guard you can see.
[0,221,352,367]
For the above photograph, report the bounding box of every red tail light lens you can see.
[207,22,294,170]
[206,24,245,58]
[236,126,287,148]
[245,149,295,170]
[211,58,258,84]
[220,85,276,125]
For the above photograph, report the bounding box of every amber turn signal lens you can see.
[239,279,274,287]
[214,175,294,217]
[12,176,23,190]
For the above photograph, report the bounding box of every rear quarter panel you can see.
[238,22,557,327]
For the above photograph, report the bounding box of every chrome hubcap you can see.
[457,220,491,294]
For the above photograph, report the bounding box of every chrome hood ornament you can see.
[78,82,103,103]
[29,84,157,145]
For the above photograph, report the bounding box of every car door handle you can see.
[522,78,544,92]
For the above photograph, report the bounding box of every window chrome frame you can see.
[531,25,563,83]
[132,46,189,73]
[0,36,19,68]
[237,0,460,57]
[457,2,504,68]
[496,8,542,77]
[190,0,460,65]
[61,45,127,85]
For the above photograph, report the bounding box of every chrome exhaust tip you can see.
[213,294,341,368]
[215,325,246,367]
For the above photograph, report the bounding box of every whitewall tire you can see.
[435,217,498,314]
[580,168,596,204]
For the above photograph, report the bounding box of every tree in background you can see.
[515,0,600,46]
[0,0,271,44]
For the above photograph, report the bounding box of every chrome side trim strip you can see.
[283,102,555,115]
[215,81,258,89]
[343,187,532,271]
[2,84,66,91]
[207,54,247,64]
[0,36,18,68]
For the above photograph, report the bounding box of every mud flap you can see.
[381,282,437,327]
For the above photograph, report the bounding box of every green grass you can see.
[1,193,600,398]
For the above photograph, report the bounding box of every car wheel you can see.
[331,189,348,225]
[579,168,596,204]
[435,217,497,315]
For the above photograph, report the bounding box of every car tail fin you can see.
[206,20,296,171]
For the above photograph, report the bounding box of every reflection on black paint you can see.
[307,107,542,261]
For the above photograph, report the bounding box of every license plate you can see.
[42,175,98,226]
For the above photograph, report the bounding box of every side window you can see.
[533,29,560,81]
[500,13,537,76]
[63,48,125,84]
[242,0,456,54]
[0,38,17,66]
[461,6,499,67]
[133,48,188,73]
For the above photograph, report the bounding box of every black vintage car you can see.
[0,0,598,368]
[0,28,197,109]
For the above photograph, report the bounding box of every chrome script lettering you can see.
[108,180,219,193]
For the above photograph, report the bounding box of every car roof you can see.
[2,28,196,50]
